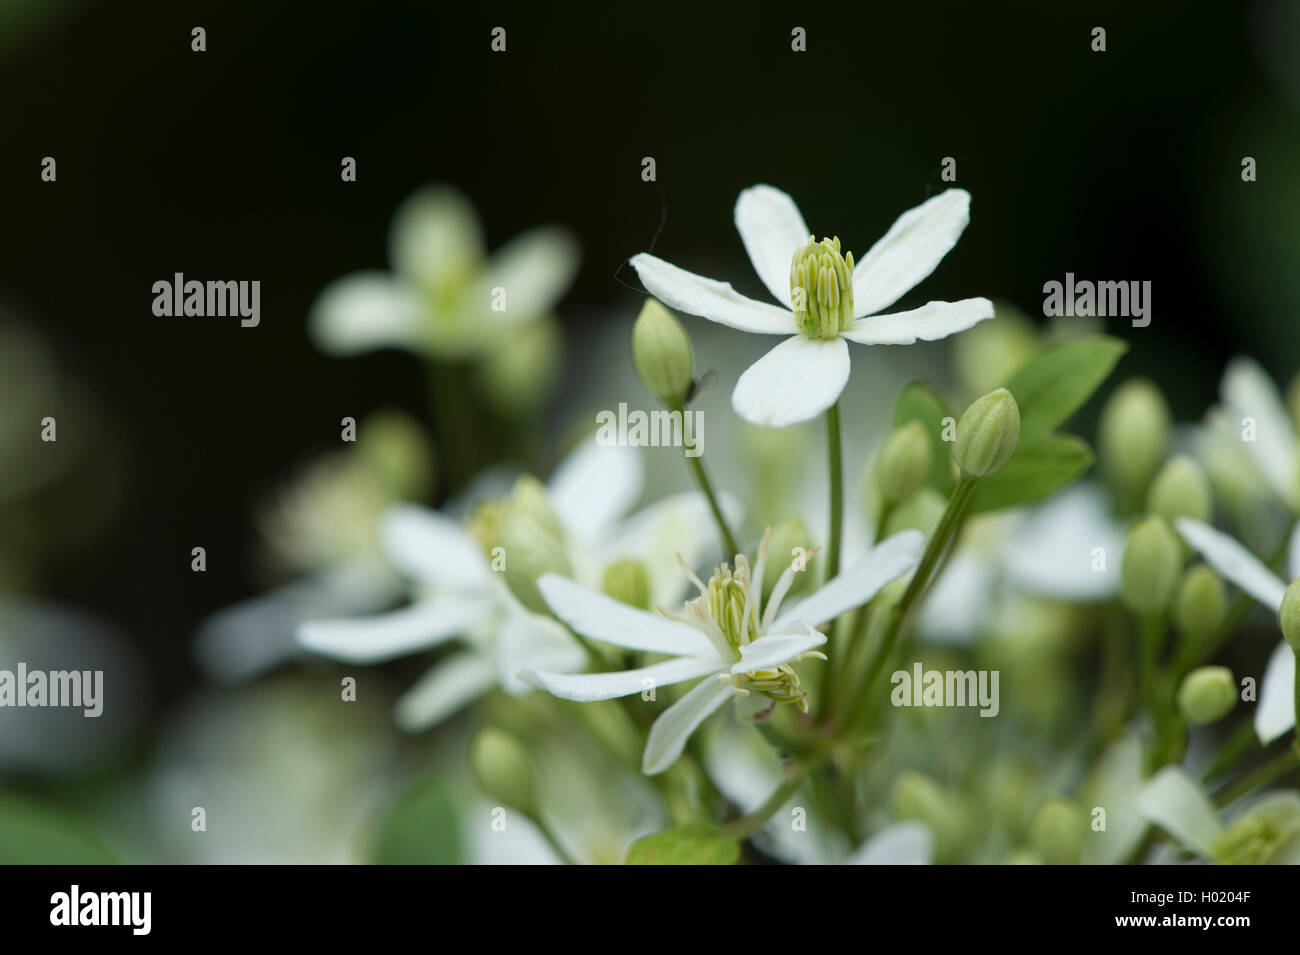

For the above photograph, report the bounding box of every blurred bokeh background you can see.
[1,0,1297,861]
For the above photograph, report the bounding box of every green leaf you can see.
[0,792,117,864]
[625,823,740,865]
[970,434,1095,514]
[1001,336,1127,440]
[368,771,462,864]
[891,380,955,494]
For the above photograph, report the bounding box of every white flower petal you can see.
[842,298,993,346]
[547,437,644,543]
[495,608,585,696]
[1175,518,1287,610]
[308,273,425,355]
[388,186,484,294]
[851,189,971,316]
[642,676,734,774]
[732,335,850,428]
[470,226,580,327]
[1005,483,1124,601]
[382,506,491,589]
[734,184,809,309]
[630,253,796,335]
[1221,356,1299,508]
[844,822,934,865]
[1137,767,1223,859]
[537,574,712,655]
[520,655,723,703]
[297,598,491,663]
[1255,641,1296,743]
[774,530,924,630]
[733,627,826,674]
[393,652,499,731]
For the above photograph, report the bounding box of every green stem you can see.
[846,476,978,731]
[721,744,830,839]
[532,815,580,865]
[672,400,739,557]
[826,401,843,583]
[1213,748,1300,807]
[1201,720,1259,784]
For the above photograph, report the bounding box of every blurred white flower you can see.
[297,439,727,730]
[310,185,578,360]
[631,185,991,427]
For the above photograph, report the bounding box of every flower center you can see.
[699,562,757,655]
[790,235,854,340]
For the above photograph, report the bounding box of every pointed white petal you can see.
[537,574,712,655]
[1137,767,1223,859]
[1175,518,1287,610]
[851,189,971,316]
[734,184,809,309]
[774,530,924,630]
[642,676,734,774]
[731,335,850,428]
[495,608,585,696]
[733,627,826,674]
[470,226,580,327]
[844,822,934,865]
[297,598,491,663]
[388,186,484,293]
[520,655,723,703]
[393,652,499,731]
[382,505,491,589]
[547,437,644,543]
[308,273,425,355]
[1221,356,1299,508]
[630,253,795,335]
[843,298,993,345]
[1255,641,1296,743]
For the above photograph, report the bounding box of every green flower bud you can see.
[477,316,563,418]
[469,728,538,817]
[1147,455,1212,525]
[884,487,947,539]
[357,409,436,501]
[1027,798,1087,865]
[890,771,968,863]
[631,299,694,406]
[1177,666,1237,726]
[1174,564,1226,644]
[1279,578,1300,651]
[953,304,1038,399]
[1120,516,1181,615]
[874,421,932,506]
[762,516,814,602]
[953,388,1021,478]
[499,477,571,613]
[1098,379,1171,502]
[601,558,651,610]
[1003,848,1044,865]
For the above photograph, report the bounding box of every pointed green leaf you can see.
[626,823,740,865]
[970,434,1095,514]
[891,380,956,494]
[1001,336,1127,440]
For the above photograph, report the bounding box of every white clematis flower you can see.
[310,185,579,360]
[521,530,924,774]
[296,439,725,730]
[1197,357,1300,512]
[630,185,992,427]
[1175,517,1297,743]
